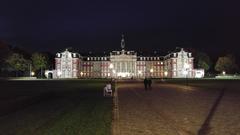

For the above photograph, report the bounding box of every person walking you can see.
[144,78,148,90]
[147,78,152,90]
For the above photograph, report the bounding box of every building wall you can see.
[51,48,202,79]
[164,48,194,78]
[54,49,81,78]
[80,57,110,78]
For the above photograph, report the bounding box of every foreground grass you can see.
[37,98,112,135]
[0,80,113,135]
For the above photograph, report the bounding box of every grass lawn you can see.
[0,79,113,135]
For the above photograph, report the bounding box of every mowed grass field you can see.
[0,79,113,135]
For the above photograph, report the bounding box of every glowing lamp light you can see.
[31,71,35,76]
[222,71,226,75]
[57,71,62,76]
[150,68,153,73]
[112,70,116,74]
[164,71,168,77]
[109,63,114,69]
[80,72,84,76]
[138,70,142,74]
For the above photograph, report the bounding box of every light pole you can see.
[184,64,190,86]
[29,64,32,77]
[109,63,114,78]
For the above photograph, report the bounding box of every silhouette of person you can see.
[144,78,148,90]
[148,78,152,90]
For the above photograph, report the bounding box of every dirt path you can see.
[114,83,220,135]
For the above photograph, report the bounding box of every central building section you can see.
[110,35,137,78]
[110,49,137,78]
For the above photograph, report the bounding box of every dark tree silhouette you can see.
[215,54,239,74]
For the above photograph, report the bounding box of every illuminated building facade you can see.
[47,35,204,79]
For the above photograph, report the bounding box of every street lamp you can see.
[222,71,226,76]
[31,71,35,76]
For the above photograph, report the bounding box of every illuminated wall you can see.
[55,49,81,78]
[51,48,202,79]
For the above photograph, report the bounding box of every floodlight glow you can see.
[195,70,204,78]
[57,71,62,76]
[44,72,48,77]
[138,70,142,74]
[31,71,35,76]
[80,72,83,76]
[222,71,226,75]
[184,64,190,69]
[117,72,130,77]
[164,71,168,76]
[109,63,113,69]
[183,70,188,75]
[112,70,116,74]
[150,68,153,73]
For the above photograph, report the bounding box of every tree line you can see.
[0,41,54,78]
[195,52,239,76]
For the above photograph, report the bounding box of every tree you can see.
[6,53,29,76]
[31,53,48,78]
[215,55,238,74]
[0,40,11,76]
[196,52,212,72]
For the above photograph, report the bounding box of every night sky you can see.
[0,0,238,58]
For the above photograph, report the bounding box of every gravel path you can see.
[115,82,223,135]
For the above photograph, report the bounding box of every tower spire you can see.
[121,34,125,50]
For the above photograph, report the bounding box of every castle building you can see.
[45,35,204,79]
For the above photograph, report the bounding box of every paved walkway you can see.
[113,82,219,135]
